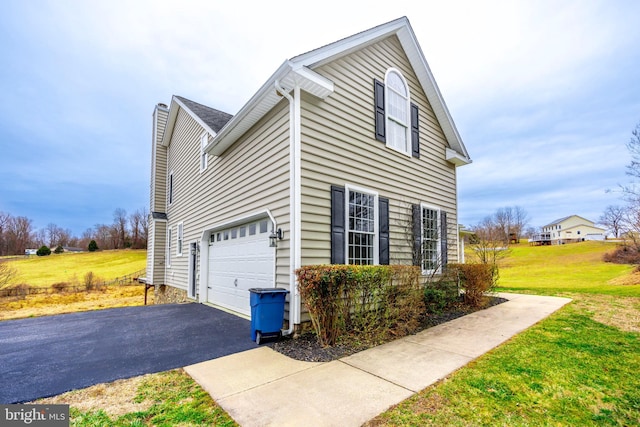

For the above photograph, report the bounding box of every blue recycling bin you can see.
[249,288,289,345]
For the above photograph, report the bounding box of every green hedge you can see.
[296,265,423,346]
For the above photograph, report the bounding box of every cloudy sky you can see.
[1,0,638,236]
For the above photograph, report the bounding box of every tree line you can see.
[0,208,148,256]
[599,121,640,261]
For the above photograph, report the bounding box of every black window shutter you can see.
[440,211,448,267]
[331,185,346,264]
[374,79,386,142]
[379,197,389,265]
[411,103,420,158]
[412,204,421,267]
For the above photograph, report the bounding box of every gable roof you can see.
[163,16,470,164]
[289,17,470,163]
[175,96,233,133]
[544,215,596,227]
[160,96,233,146]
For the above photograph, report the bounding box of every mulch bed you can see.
[267,296,508,362]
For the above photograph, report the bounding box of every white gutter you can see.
[275,79,300,336]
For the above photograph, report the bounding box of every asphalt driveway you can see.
[0,303,257,403]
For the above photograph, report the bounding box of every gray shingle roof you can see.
[175,96,232,133]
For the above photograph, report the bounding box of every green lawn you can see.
[496,241,638,296]
[6,249,147,287]
[370,241,640,426]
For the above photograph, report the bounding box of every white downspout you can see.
[275,79,300,336]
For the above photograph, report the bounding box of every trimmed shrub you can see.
[447,263,495,307]
[296,265,422,346]
[424,268,460,314]
[36,245,51,256]
[88,240,98,252]
[54,245,64,254]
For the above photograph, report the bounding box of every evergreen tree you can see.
[37,245,51,256]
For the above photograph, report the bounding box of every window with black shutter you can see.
[374,69,419,157]
[331,185,388,265]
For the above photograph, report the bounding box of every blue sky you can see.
[0,0,638,235]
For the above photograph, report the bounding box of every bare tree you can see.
[494,207,513,243]
[5,216,34,255]
[0,261,16,289]
[94,224,112,250]
[524,226,538,239]
[492,206,529,243]
[113,208,128,249]
[626,121,640,179]
[32,228,47,248]
[46,223,65,247]
[599,205,626,238]
[129,208,148,249]
[512,206,530,242]
[469,216,511,285]
[78,228,95,250]
[0,211,10,256]
[139,207,149,247]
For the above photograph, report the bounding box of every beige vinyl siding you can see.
[151,107,169,213]
[164,102,291,293]
[146,219,166,285]
[300,35,458,267]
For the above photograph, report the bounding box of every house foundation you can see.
[154,285,188,304]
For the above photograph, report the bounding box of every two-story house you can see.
[145,16,471,334]
[541,215,606,244]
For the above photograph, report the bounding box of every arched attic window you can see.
[385,69,410,154]
[374,68,419,157]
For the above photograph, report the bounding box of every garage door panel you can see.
[207,219,275,317]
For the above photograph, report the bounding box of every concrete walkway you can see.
[185,293,571,427]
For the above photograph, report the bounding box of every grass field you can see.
[369,241,640,426]
[496,241,639,296]
[5,249,147,287]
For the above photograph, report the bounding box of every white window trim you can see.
[166,226,172,267]
[176,222,184,257]
[345,184,379,265]
[420,203,441,275]
[168,170,174,206]
[200,132,208,172]
[384,67,411,156]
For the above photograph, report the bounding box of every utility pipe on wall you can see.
[275,79,300,336]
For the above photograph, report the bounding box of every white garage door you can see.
[207,218,274,316]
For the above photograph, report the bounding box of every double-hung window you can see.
[177,222,183,256]
[347,187,378,265]
[421,205,441,273]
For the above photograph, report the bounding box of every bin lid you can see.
[248,287,289,294]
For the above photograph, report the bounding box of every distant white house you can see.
[25,248,37,256]
[541,215,606,244]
